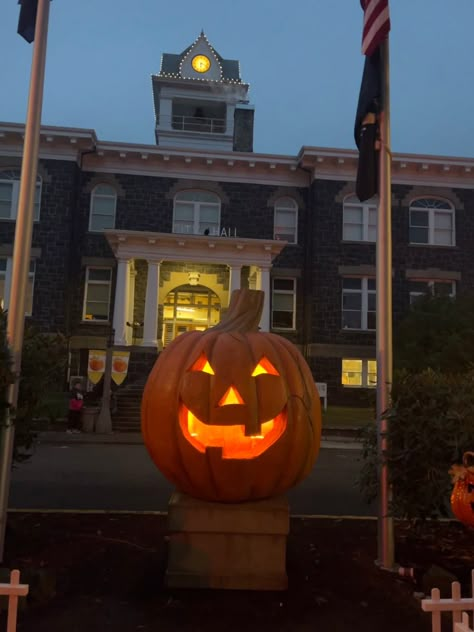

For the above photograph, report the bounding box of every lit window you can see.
[173,190,220,235]
[0,257,36,315]
[90,185,117,231]
[0,171,41,221]
[272,278,296,330]
[83,267,112,321]
[409,198,455,246]
[409,280,456,304]
[274,197,298,244]
[343,195,377,242]
[342,277,375,330]
[342,359,377,388]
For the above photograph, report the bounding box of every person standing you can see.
[67,381,84,434]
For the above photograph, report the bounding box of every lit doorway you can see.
[162,284,221,346]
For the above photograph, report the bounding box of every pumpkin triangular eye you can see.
[251,356,279,376]
[190,353,215,375]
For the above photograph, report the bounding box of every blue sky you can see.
[1,0,473,158]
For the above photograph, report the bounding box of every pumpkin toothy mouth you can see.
[179,404,287,460]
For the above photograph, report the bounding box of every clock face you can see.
[192,54,211,73]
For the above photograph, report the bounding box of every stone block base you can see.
[166,491,289,591]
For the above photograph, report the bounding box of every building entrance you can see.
[162,284,221,346]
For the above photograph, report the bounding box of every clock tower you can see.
[152,32,254,152]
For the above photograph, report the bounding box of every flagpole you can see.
[376,37,394,570]
[0,0,51,562]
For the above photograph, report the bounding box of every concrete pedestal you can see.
[166,492,289,591]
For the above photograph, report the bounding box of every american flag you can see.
[361,0,390,56]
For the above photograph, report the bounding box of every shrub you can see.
[359,369,474,520]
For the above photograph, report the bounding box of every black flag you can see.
[354,48,381,202]
[17,0,38,43]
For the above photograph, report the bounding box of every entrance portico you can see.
[105,230,285,347]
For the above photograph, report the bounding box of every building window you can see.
[271,278,296,330]
[0,257,36,315]
[274,197,298,243]
[0,171,41,221]
[409,279,456,304]
[89,185,117,231]
[83,267,112,321]
[409,198,455,246]
[342,359,377,388]
[342,277,376,330]
[343,195,377,242]
[173,190,220,235]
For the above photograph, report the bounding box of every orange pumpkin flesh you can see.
[141,289,321,503]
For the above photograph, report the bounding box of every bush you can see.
[359,369,474,520]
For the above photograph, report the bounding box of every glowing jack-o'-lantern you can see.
[141,289,321,503]
[450,452,474,528]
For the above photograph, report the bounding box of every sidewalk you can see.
[37,426,362,447]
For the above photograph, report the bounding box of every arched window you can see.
[273,197,298,244]
[343,194,377,242]
[0,170,41,221]
[409,197,455,246]
[89,184,117,232]
[173,190,220,235]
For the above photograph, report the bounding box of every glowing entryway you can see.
[162,284,221,346]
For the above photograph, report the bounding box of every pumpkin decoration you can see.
[113,358,128,373]
[450,452,474,528]
[89,357,104,372]
[141,289,321,503]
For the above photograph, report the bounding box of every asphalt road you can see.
[8,441,375,516]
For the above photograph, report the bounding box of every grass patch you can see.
[322,406,374,428]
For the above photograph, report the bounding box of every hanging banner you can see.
[88,349,106,384]
[112,351,130,386]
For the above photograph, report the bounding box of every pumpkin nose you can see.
[218,385,244,406]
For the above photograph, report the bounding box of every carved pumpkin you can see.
[450,452,474,528]
[141,289,321,502]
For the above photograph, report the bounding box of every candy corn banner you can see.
[112,351,130,385]
[88,350,106,384]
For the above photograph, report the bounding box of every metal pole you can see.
[95,333,113,434]
[376,38,394,570]
[0,0,51,562]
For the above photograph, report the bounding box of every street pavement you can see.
[8,433,375,517]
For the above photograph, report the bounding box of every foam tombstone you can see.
[141,289,321,503]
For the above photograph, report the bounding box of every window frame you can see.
[271,277,296,330]
[342,194,377,242]
[172,190,221,236]
[341,358,377,388]
[0,171,42,222]
[273,197,298,244]
[89,184,117,232]
[342,277,376,331]
[409,279,456,304]
[82,266,113,322]
[409,197,455,247]
[0,257,36,315]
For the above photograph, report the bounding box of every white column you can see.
[256,265,271,331]
[142,260,161,347]
[126,264,137,345]
[228,264,242,304]
[160,98,173,130]
[113,258,131,346]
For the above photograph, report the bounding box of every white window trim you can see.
[409,279,456,304]
[82,266,112,322]
[342,358,377,388]
[172,191,221,236]
[89,185,117,232]
[273,198,298,244]
[409,198,455,247]
[0,172,41,222]
[0,257,35,315]
[271,277,296,330]
[342,195,377,242]
[342,277,375,331]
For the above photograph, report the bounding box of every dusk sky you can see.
[1,0,473,158]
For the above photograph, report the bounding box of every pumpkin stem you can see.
[209,289,264,334]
